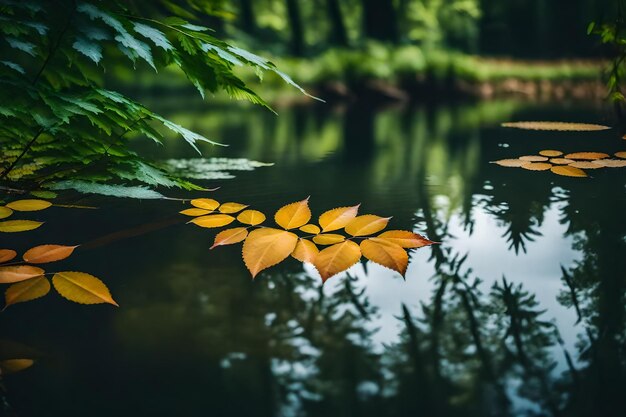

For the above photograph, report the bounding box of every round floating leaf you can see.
[376,230,435,248]
[568,161,602,169]
[313,234,346,245]
[179,208,212,216]
[0,266,45,283]
[4,276,50,309]
[5,199,52,212]
[491,159,526,167]
[551,165,587,178]
[52,271,118,306]
[189,214,235,228]
[501,121,610,131]
[0,207,12,219]
[23,245,78,264]
[299,224,321,234]
[314,241,361,282]
[0,220,44,233]
[190,198,219,210]
[0,249,17,263]
[550,158,575,165]
[539,150,563,157]
[274,198,311,230]
[243,228,299,278]
[211,227,249,249]
[521,162,552,171]
[591,159,626,168]
[219,202,248,214]
[564,152,610,160]
[291,239,319,263]
[614,151,626,159]
[361,239,408,276]
[345,215,391,236]
[520,155,549,162]
[0,359,35,375]
[237,210,266,226]
[318,204,360,232]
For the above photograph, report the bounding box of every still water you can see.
[2,99,625,417]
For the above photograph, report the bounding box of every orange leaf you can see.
[551,165,587,177]
[318,204,360,232]
[4,276,50,309]
[491,159,526,167]
[376,230,435,248]
[211,227,249,249]
[345,215,391,236]
[314,240,361,282]
[274,198,311,230]
[299,224,321,234]
[189,214,235,228]
[179,208,212,216]
[615,151,626,159]
[22,244,78,264]
[237,210,266,226]
[242,228,299,278]
[521,162,552,171]
[539,150,563,157]
[361,239,408,276]
[219,202,248,214]
[292,239,319,263]
[0,359,35,375]
[0,249,17,263]
[519,155,549,162]
[52,271,118,306]
[0,266,45,284]
[190,198,219,210]
[313,234,346,245]
[563,152,610,160]
[592,159,626,167]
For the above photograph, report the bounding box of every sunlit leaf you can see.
[4,276,50,309]
[361,239,408,276]
[313,234,346,245]
[318,204,360,232]
[0,207,13,219]
[179,208,212,216]
[0,249,17,263]
[0,359,35,375]
[520,155,548,162]
[501,122,610,131]
[274,198,311,230]
[551,165,587,177]
[0,266,45,283]
[22,245,78,264]
[210,227,248,249]
[189,214,235,228]
[591,159,626,167]
[539,150,563,157]
[550,158,575,165]
[563,152,610,160]
[218,202,248,214]
[0,220,44,233]
[313,240,361,282]
[568,161,602,169]
[190,198,219,210]
[5,199,52,212]
[521,162,552,171]
[237,210,266,226]
[242,228,298,278]
[345,215,390,236]
[615,151,626,159]
[291,239,318,263]
[376,230,435,248]
[491,159,526,167]
[52,271,118,306]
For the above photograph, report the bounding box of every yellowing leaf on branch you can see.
[291,239,318,263]
[274,198,311,230]
[0,206,12,219]
[0,266,45,284]
[0,249,17,263]
[318,204,360,232]
[376,230,435,248]
[0,220,44,233]
[52,271,118,306]
[4,276,50,309]
[237,210,266,226]
[243,228,299,278]
[190,198,219,210]
[22,245,78,264]
[551,165,587,177]
[360,239,408,276]
[313,234,346,245]
[211,227,249,249]
[219,202,248,214]
[5,199,52,212]
[0,359,35,375]
[345,215,391,236]
[299,224,321,234]
[314,240,361,282]
[189,214,235,228]
[179,208,213,216]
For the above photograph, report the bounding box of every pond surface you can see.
[2,99,625,417]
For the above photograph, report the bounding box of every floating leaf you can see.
[210,227,249,249]
[539,150,563,157]
[22,245,78,264]
[0,249,17,264]
[190,198,219,210]
[291,239,318,263]
[491,159,526,168]
[237,210,266,226]
[376,230,435,248]
[0,220,44,233]
[0,266,45,284]
[318,204,360,232]
[550,158,575,165]
[345,215,391,236]
[5,199,52,212]
[501,122,610,131]
[299,224,321,234]
[521,162,552,171]
[614,151,626,159]
[219,202,248,214]
[30,191,57,199]
[52,271,118,306]
[568,161,602,169]
[551,166,587,178]
[564,152,610,160]
[314,241,361,282]
[520,155,549,162]
[0,359,34,375]
[313,234,346,245]
[189,214,235,228]
[361,239,408,276]
[242,228,298,278]
[591,159,626,168]
[4,276,50,309]
[274,198,311,230]
[0,207,12,219]
[179,208,212,216]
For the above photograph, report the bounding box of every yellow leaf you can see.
[491,159,525,167]
[592,159,626,168]
[563,152,610,160]
[237,210,266,226]
[313,234,346,245]
[318,204,360,232]
[521,162,552,171]
[0,265,45,283]
[0,249,17,263]
[5,199,52,212]
[568,161,602,169]
[52,271,118,306]
[550,158,574,165]
[361,239,408,276]
[22,244,78,264]
[376,230,435,248]
[179,208,212,216]
[0,206,12,219]
[190,198,219,210]
[345,215,390,236]
[242,228,298,278]
[0,220,44,233]
[189,214,235,228]
[501,121,610,131]
[314,240,361,282]
[291,239,318,263]
[539,150,563,157]
[219,202,249,214]
[4,276,50,309]
[551,165,587,177]
[615,151,626,159]
[519,155,549,162]
[274,198,311,230]
[0,359,34,375]
[299,224,321,234]
[211,227,249,249]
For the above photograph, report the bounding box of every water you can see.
[2,99,625,417]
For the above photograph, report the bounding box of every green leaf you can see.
[72,37,103,64]
[133,22,173,51]
[49,181,166,199]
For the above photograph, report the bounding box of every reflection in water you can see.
[1,101,624,416]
